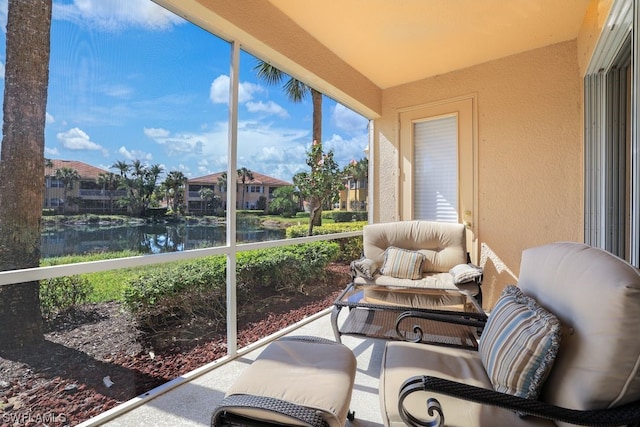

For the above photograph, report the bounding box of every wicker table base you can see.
[339,307,478,349]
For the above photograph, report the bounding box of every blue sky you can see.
[0,0,370,182]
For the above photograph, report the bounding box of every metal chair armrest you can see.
[399,375,640,427]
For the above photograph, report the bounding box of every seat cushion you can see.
[380,341,555,427]
[518,242,640,427]
[224,337,356,427]
[353,272,481,296]
[479,285,561,399]
[362,286,468,309]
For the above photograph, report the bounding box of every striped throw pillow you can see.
[479,285,561,399]
[380,247,425,280]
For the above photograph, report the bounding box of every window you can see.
[49,178,64,188]
[584,0,638,265]
[413,115,458,222]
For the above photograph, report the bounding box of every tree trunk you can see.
[0,0,52,348]
[311,90,323,224]
[312,89,322,143]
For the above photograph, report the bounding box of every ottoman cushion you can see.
[214,337,356,427]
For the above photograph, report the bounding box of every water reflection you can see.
[41,221,285,258]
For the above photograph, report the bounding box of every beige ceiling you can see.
[267,0,592,89]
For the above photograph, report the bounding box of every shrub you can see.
[121,241,340,331]
[121,256,227,329]
[40,275,93,319]
[295,211,310,218]
[321,211,334,220]
[332,211,368,222]
[285,221,365,262]
[237,241,339,293]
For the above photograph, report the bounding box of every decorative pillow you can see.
[379,247,425,280]
[350,258,378,280]
[479,285,561,400]
[449,263,483,284]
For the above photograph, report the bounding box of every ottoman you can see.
[211,336,357,427]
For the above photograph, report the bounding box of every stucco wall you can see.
[374,40,583,308]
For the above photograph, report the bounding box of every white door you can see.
[399,95,477,260]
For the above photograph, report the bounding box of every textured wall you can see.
[374,41,583,308]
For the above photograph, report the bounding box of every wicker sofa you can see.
[351,220,482,309]
[380,242,640,426]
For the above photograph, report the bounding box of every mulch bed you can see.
[0,263,350,426]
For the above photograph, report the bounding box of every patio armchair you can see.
[351,220,483,308]
[379,242,640,426]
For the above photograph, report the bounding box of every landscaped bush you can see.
[332,211,368,222]
[285,221,365,262]
[121,241,340,330]
[40,275,93,319]
[122,256,227,329]
[295,211,310,218]
[321,211,334,220]
[237,241,339,293]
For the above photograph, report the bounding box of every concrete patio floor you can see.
[79,307,386,426]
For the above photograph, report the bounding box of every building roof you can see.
[45,159,109,181]
[189,171,292,187]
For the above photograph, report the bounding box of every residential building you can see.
[338,176,367,212]
[186,171,293,214]
[44,159,125,214]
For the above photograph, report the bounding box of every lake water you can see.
[41,221,286,258]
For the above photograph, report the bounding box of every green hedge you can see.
[285,221,365,262]
[121,241,340,330]
[332,211,368,222]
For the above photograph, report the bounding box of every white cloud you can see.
[53,0,185,32]
[245,100,288,118]
[332,103,369,134]
[117,145,152,161]
[0,62,4,79]
[323,133,370,166]
[102,83,133,98]
[46,112,55,124]
[210,75,264,104]
[144,127,170,139]
[57,127,108,155]
[45,147,60,156]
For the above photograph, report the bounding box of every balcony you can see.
[80,309,385,426]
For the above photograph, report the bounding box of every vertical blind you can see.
[413,115,458,222]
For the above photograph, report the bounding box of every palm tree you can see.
[237,167,254,209]
[164,170,188,213]
[43,158,54,210]
[111,160,130,177]
[97,172,120,213]
[55,167,80,214]
[254,61,322,143]
[218,172,227,193]
[255,61,323,222]
[199,187,220,214]
[0,0,52,347]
